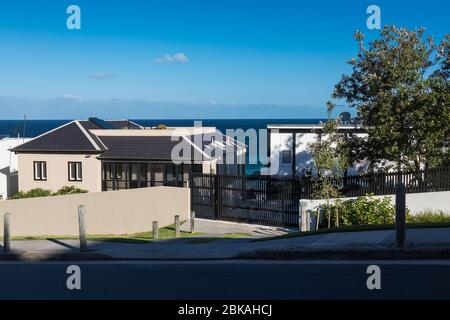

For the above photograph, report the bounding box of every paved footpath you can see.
[1,227,450,260]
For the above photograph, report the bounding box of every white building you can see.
[0,137,31,199]
[266,124,368,176]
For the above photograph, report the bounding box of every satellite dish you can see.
[339,112,351,125]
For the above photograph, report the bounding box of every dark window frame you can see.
[68,162,83,182]
[281,150,292,165]
[101,161,187,191]
[33,161,47,181]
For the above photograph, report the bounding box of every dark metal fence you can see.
[341,166,450,197]
[190,174,311,227]
[190,167,450,227]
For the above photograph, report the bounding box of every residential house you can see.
[0,136,32,199]
[11,118,246,193]
[266,123,367,176]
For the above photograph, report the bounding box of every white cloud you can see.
[61,94,85,102]
[154,52,189,64]
[89,72,115,79]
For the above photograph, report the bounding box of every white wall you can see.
[0,138,31,199]
[269,132,293,175]
[269,131,370,176]
[302,191,450,215]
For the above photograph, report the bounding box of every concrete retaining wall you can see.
[301,191,450,215]
[0,186,190,237]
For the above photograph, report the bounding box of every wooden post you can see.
[78,205,88,252]
[395,183,406,247]
[335,207,339,227]
[190,210,195,233]
[175,215,180,238]
[152,221,159,239]
[315,207,321,231]
[327,209,331,229]
[3,213,11,252]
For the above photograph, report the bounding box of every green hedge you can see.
[10,188,52,199]
[10,186,88,199]
[53,186,88,196]
[319,194,409,227]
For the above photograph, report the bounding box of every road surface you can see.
[0,260,449,299]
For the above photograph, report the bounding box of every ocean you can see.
[0,118,324,174]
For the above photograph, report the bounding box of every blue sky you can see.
[0,0,448,119]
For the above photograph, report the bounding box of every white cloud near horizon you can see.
[61,94,85,102]
[89,71,115,79]
[154,52,189,64]
[0,94,353,119]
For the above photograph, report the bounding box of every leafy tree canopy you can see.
[333,26,449,171]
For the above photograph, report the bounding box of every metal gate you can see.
[190,174,312,227]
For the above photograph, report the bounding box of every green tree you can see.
[308,103,349,201]
[333,26,450,172]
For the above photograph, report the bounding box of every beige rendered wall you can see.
[0,186,190,236]
[17,153,102,193]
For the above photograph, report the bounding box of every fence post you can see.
[152,221,159,239]
[190,210,195,233]
[78,205,88,252]
[175,215,180,238]
[213,176,220,220]
[395,183,406,247]
[315,207,321,231]
[3,213,11,252]
[299,200,310,232]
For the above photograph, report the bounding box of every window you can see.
[68,162,82,181]
[34,161,47,181]
[281,150,292,165]
[115,163,123,179]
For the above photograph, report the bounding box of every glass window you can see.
[130,163,139,181]
[33,161,47,181]
[68,162,82,181]
[192,164,203,173]
[115,163,124,180]
[281,150,292,165]
[153,164,164,186]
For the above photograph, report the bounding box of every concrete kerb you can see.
[236,247,450,260]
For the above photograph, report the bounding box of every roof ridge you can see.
[93,134,108,150]
[75,120,101,151]
[105,119,144,129]
[181,135,211,160]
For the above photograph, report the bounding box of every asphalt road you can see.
[0,260,449,300]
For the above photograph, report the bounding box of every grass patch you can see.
[3,224,200,244]
[187,233,252,244]
[256,222,450,242]
[409,210,450,224]
[3,227,252,244]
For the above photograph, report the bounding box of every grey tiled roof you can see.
[97,135,205,160]
[11,122,101,153]
[11,118,244,161]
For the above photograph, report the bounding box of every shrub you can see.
[10,186,88,199]
[54,186,88,196]
[10,188,52,199]
[320,194,400,227]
